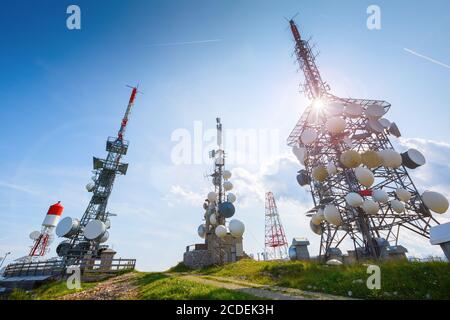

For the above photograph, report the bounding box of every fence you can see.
[2,258,136,278]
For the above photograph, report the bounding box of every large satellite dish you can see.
[56,217,80,238]
[84,220,107,241]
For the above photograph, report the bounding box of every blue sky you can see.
[0,0,449,270]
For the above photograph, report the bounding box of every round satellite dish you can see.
[56,217,80,238]
[396,188,412,202]
[218,202,235,218]
[56,241,71,257]
[391,200,405,213]
[215,225,227,238]
[324,204,342,226]
[312,165,328,182]
[296,170,311,186]
[365,105,386,119]
[207,192,218,203]
[198,224,207,239]
[84,220,107,241]
[316,207,325,220]
[340,150,362,168]
[326,117,346,134]
[310,220,323,235]
[345,192,364,207]
[229,219,245,237]
[372,189,389,203]
[223,181,233,191]
[292,146,306,165]
[388,122,401,137]
[311,213,323,225]
[344,104,363,117]
[99,231,109,243]
[378,118,391,129]
[326,162,337,175]
[29,231,41,240]
[361,200,379,215]
[223,170,232,180]
[380,149,403,168]
[227,193,237,203]
[354,167,374,187]
[209,214,218,225]
[361,150,382,168]
[301,128,318,145]
[324,102,344,116]
[401,149,426,169]
[422,191,449,214]
[367,119,385,133]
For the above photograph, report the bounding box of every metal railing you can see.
[2,258,136,278]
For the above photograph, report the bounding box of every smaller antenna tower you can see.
[264,192,289,260]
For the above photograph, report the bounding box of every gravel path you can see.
[58,272,139,300]
[179,274,353,300]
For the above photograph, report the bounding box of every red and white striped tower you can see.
[29,202,64,257]
[264,192,289,260]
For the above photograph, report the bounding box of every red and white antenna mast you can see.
[264,192,288,260]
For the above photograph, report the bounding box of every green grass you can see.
[193,258,450,300]
[135,272,261,300]
[32,280,99,300]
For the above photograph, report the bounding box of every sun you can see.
[312,99,324,110]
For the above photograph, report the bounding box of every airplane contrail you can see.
[148,39,222,47]
[404,48,450,70]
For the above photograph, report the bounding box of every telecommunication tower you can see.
[287,19,446,261]
[55,87,139,265]
[264,192,289,260]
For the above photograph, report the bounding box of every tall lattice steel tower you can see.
[287,19,444,262]
[264,192,288,260]
[56,87,139,266]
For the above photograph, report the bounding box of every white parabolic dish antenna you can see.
[56,217,80,238]
[29,231,41,240]
[84,220,107,240]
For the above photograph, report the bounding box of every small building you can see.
[288,237,310,261]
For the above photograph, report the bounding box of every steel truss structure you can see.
[60,87,139,266]
[264,192,289,260]
[286,19,439,261]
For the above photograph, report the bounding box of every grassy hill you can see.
[5,259,450,300]
[173,258,450,300]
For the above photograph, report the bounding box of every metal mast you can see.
[264,192,289,260]
[61,87,139,265]
[287,19,439,261]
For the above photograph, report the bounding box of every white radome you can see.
[324,205,342,226]
[311,213,324,225]
[378,150,402,168]
[215,225,228,238]
[229,219,245,237]
[207,192,218,203]
[326,117,346,134]
[354,167,374,187]
[29,231,41,240]
[396,188,412,202]
[84,220,107,241]
[378,118,391,129]
[422,191,449,214]
[326,162,337,175]
[223,170,232,180]
[390,200,405,213]
[301,128,318,145]
[86,183,95,192]
[198,224,207,239]
[361,200,379,214]
[316,208,325,220]
[223,181,233,191]
[227,193,237,203]
[293,146,307,165]
[345,192,364,207]
[209,214,218,225]
[372,189,389,203]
